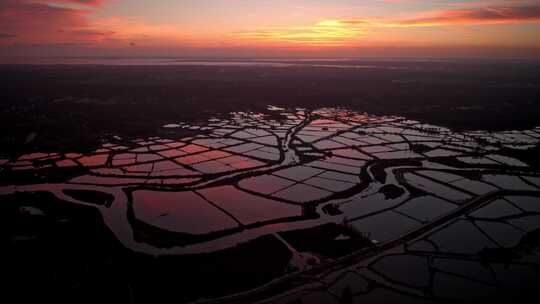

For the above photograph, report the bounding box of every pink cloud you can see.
[0,0,111,45]
[37,0,106,6]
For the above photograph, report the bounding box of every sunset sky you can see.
[1,0,540,59]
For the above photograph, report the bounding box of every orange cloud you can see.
[234,5,540,47]
[89,16,218,48]
[333,5,540,29]
[2,1,540,54]
[392,5,540,27]
[234,20,365,47]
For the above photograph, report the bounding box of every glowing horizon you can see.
[1,0,540,59]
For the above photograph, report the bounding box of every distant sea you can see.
[2,57,538,75]
[0,57,494,71]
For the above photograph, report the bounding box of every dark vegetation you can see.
[1,60,539,156]
[1,191,294,303]
[62,189,115,207]
[278,223,373,259]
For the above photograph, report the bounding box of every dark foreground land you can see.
[1,59,539,154]
[1,60,540,304]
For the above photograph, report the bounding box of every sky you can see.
[1,0,540,59]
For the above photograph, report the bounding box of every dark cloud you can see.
[339,19,370,25]
[0,33,16,39]
[38,0,106,6]
[71,30,115,36]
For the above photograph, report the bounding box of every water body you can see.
[2,107,540,303]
